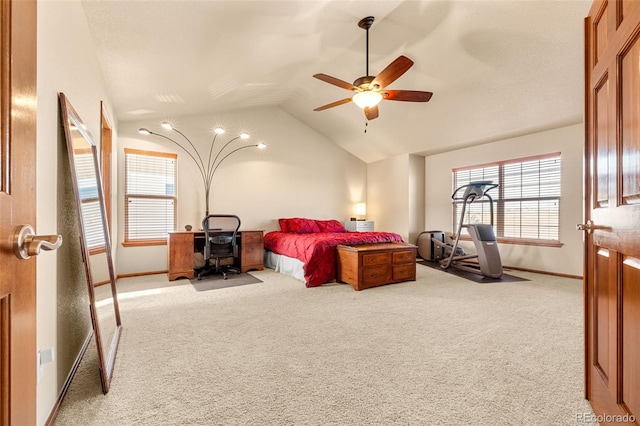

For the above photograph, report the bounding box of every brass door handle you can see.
[576,220,594,234]
[13,224,63,260]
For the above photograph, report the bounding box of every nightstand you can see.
[344,220,374,232]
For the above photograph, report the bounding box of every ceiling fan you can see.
[313,16,433,121]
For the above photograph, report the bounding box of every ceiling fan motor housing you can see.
[353,76,377,90]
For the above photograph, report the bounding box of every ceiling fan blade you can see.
[370,55,414,89]
[383,90,433,102]
[313,74,357,91]
[313,98,353,111]
[364,105,379,120]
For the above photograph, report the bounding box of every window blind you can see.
[124,149,177,243]
[80,200,106,249]
[453,153,561,242]
[75,152,105,249]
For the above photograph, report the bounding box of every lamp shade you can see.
[352,91,382,109]
[355,202,367,216]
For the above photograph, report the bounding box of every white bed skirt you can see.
[264,250,306,283]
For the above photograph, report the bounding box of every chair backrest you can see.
[202,214,241,260]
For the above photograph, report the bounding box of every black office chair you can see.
[198,214,241,280]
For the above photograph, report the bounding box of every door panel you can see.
[594,2,608,63]
[595,77,610,208]
[594,248,613,384]
[0,1,37,424]
[621,34,640,205]
[585,1,640,424]
[623,0,640,22]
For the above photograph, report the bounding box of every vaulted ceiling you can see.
[81,0,591,163]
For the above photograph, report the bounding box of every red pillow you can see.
[278,218,291,232]
[315,219,346,233]
[279,218,320,233]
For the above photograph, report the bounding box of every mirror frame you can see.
[59,92,122,393]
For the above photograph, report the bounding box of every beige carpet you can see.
[53,265,597,425]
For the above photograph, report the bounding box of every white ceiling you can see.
[81,0,592,163]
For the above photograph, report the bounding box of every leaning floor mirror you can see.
[59,93,122,394]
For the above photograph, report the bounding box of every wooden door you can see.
[0,1,37,424]
[584,1,640,424]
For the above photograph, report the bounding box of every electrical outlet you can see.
[37,347,55,384]
[40,347,54,364]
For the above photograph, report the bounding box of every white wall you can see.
[408,154,426,244]
[367,154,425,243]
[37,1,117,423]
[368,154,410,239]
[116,108,367,275]
[424,124,584,277]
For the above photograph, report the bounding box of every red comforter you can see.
[264,231,404,287]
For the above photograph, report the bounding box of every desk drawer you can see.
[242,231,263,244]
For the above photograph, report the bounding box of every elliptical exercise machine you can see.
[417,181,503,279]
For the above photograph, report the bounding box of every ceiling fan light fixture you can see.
[352,91,383,109]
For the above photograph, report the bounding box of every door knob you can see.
[13,224,63,260]
[576,220,594,234]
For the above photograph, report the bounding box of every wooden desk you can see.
[168,230,264,281]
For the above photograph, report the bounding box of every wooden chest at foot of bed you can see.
[336,242,417,291]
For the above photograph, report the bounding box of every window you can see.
[124,149,177,245]
[452,153,561,245]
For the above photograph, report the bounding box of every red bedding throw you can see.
[264,231,404,287]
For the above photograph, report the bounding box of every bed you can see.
[264,218,404,287]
